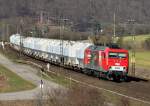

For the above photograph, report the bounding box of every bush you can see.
[143,37,150,50]
[122,40,133,50]
[89,35,113,45]
[116,37,123,47]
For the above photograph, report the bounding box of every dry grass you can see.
[0,64,36,93]
[34,84,106,106]
[0,100,35,106]
[0,84,133,106]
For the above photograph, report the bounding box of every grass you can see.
[0,64,36,93]
[37,70,72,87]
[0,47,21,63]
[0,100,35,106]
[122,34,150,49]
[102,90,147,106]
[130,51,150,69]
[123,34,150,42]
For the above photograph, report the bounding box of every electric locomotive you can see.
[84,44,129,81]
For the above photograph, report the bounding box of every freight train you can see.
[9,34,129,81]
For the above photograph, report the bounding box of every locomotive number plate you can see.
[111,66,124,71]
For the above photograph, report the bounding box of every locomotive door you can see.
[90,51,99,69]
[84,49,91,65]
[101,52,107,70]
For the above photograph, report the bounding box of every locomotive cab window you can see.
[109,52,126,58]
[118,53,126,58]
[109,52,118,58]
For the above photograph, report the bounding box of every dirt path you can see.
[0,53,62,100]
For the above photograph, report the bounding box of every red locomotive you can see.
[84,45,129,81]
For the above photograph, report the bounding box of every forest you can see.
[0,0,150,41]
[0,0,150,24]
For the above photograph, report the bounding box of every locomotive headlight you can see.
[115,63,120,66]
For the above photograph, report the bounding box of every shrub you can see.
[143,37,150,50]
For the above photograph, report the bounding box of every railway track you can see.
[2,46,150,105]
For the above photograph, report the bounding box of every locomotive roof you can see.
[88,43,121,51]
[88,45,107,51]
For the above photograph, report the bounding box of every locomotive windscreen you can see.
[109,52,126,58]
